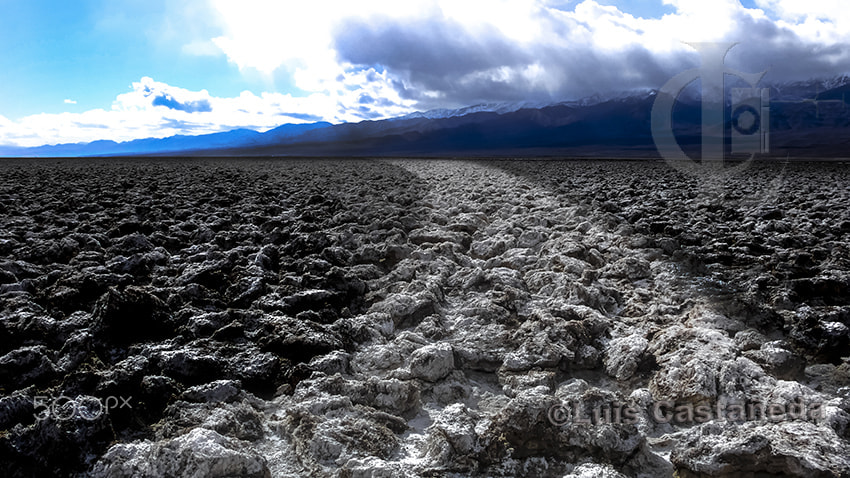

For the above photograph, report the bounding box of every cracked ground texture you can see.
[0,158,848,477]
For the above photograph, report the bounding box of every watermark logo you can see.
[548,398,823,427]
[33,395,132,422]
[651,42,770,177]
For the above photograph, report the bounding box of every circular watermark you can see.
[548,402,572,427]
[651,42,784,207]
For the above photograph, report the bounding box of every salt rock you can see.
[499,370,556,397]
[91,428,271,478]
[287,413,398,469]
[369,292,437,327]
[308,350,350,376]
[295,374,420,415]
[605,335,649,381]
[602,257,650,281]
[671,421,850,477]
[350,342,409,375]
[517,229,547,248]
[734,329,767,351]
[566,464,628,477]
[181,380,242,403]
[409,343,455,382]
[648,325,736,403]
[424,403,481,470]
[469,234,516,259]
[477,388,649,469]
[716,356,775,399]
[0,345,56,386]
[158,399,265,442]
[743,341,806,380]
[0,388,36,430]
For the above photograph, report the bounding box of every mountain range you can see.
[2,77,849,158]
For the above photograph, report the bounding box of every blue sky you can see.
[1,0,848,147]
[0,0,281,118]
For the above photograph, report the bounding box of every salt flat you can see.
[0,157,848,477]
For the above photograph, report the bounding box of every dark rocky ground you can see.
[0,157,848,477]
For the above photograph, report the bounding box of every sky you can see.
[0,0,848,147]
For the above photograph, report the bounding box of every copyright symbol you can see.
[548,403,571,426]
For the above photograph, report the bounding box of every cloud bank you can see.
[3,0,849,147]
[0,76,413,147]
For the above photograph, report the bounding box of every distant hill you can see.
[0,122,331,158]
[2,77,849,158]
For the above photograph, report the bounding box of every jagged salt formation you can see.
[0,158,848,477]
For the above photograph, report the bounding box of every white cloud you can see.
[207,0,430,76]
[755,0,850,43]
[755,0,848,23]
[64,99,77,105]
[0,76,415,147]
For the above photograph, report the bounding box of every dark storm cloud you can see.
[152,93,213,113]
[336,17,525,77]
[332,5,850,109]
[717,14,850,83]
[332,12,694,108]
[334,16,530,104]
